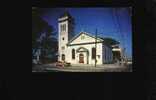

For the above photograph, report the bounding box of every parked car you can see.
[56,61,64,67]
[55,61,71,68]
[64,62,71,67]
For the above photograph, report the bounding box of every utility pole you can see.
[95,29,97,67]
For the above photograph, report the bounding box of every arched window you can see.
[62,54,65,61]
[64,24,66,31]
[61,24,66,32]
[92,47,96,59]
[72,49,75,59]
[61,25,63,32]
[61,46,65,50]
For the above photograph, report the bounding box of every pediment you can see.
[68,32,103,45]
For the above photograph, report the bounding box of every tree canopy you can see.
[32,7,58,63]
[101,37,120,46]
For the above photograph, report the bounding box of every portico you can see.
[76,47,89,64]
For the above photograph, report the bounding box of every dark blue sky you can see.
[40,8,132,58]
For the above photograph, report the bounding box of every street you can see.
[32,63,132,72]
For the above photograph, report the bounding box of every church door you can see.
[79,53,84,63]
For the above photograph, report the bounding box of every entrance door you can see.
[79,53,84,63]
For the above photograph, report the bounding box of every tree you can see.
[32,7,57,63]
[40,25,58,62]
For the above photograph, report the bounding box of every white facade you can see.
[58,13,113,65]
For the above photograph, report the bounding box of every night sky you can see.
[39,7,132,58]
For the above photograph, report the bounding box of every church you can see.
[58,12,122,65]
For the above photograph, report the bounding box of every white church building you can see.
[58,12,122,65]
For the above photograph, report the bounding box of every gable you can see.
[68,32,103,45]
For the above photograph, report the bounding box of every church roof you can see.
[67,31,119,46]
[68,31,103,44]
[98,37,120,45]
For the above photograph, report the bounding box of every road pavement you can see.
[32,63,132,72]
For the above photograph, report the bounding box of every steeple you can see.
[59,11,72,19]
[58,11,75,62]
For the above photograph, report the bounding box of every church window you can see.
[63,24,65,31]
[72,49,75,59]
[64,24,66,31]
[92,47,96,59]
[61,25,63,32]
[61,24,66,32]
[62,46,65,50]
[62,54,65,61]
[62,37,64,40]
[98,55,100,59]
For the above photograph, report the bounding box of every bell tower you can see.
[58,11,74,61]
